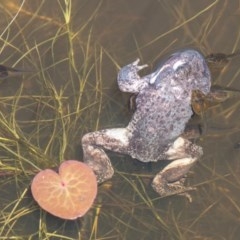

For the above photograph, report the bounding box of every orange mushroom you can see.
[31,160,97,220]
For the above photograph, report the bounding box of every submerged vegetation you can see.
[0,0,240,239]
[0,0,109,238]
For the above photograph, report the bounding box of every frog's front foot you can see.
[117,59,149,93]
[122,58,148,75]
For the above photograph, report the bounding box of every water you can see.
[0,0,240,239]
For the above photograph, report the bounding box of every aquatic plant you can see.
[31,160,97,220]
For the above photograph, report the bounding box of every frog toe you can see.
[151,175,196,202]
[151,156,198,200]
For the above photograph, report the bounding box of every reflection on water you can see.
[0,0,240,239]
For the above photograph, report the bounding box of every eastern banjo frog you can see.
[82,49,211,198]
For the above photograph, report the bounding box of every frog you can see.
[82,49,211,199]
[0,64,33,79]
[205,49,240,65]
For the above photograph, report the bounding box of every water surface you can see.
[0,1,240,239]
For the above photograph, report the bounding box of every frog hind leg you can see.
[82,128,130,183]
[152,137,203,201]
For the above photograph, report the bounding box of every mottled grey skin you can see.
[82,49,211,198]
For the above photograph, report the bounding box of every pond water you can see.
[0,0,240,239]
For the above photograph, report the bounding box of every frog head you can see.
[152,49,211,96]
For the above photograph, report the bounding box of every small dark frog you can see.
[82,49,211,199]
[0,65,33,79]
[191,86,240,115]
[205,50,240,65]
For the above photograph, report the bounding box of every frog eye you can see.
[172,60,186,71]
[174,62,191,79]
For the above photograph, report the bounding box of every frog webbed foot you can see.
[152,137,202,201]
[152,160,197,202]
[82,132,114,184]
[82,144,114,184]
[82,128,130,184]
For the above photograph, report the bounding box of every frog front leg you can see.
[152,137,203,201]
[82,128,130,183]
[117,59,150,93]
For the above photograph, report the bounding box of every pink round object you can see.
[31,160,97,220]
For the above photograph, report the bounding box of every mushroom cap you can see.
[31,160,97,220]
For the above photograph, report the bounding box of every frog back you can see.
[127,87,193,162]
